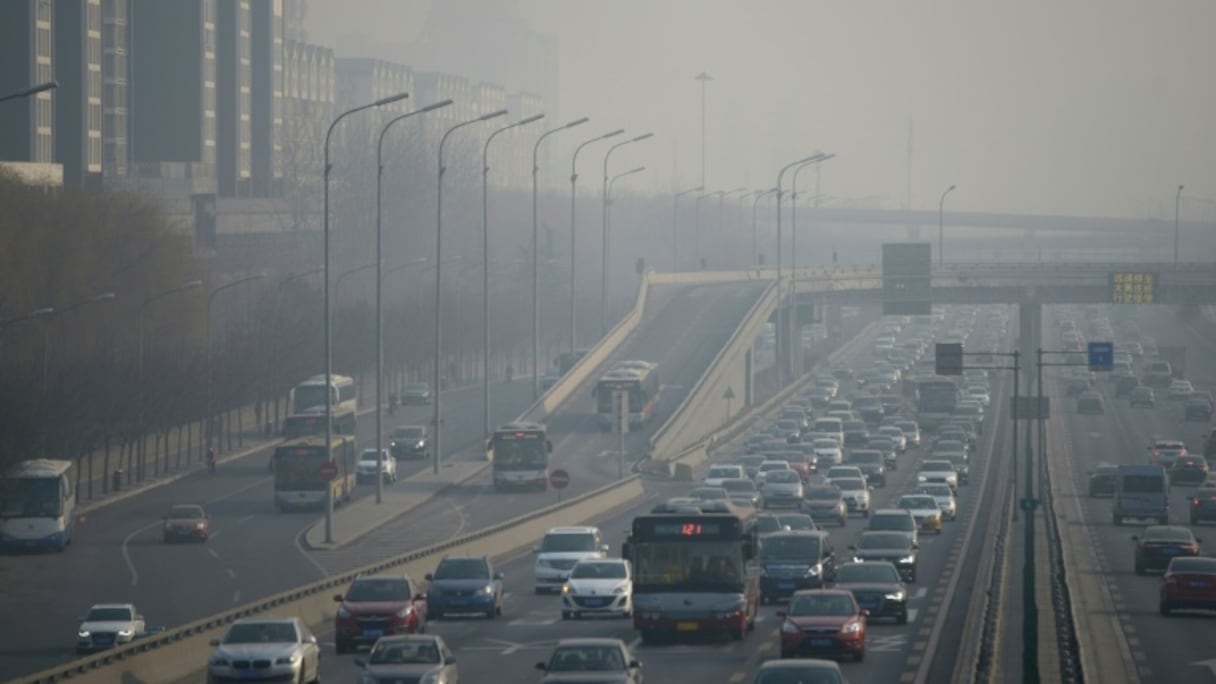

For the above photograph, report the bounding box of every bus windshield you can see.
[0,478,62,518]
[494,437,547,468]
[633,541,744,591]
[292,385,332,413]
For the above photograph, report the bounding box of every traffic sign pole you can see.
[549,468,570,502]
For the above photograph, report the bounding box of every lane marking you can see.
[912,587,928,600]
[728,673,745,684]
[293,520,333,579]
[236,514,254,525]
[232,591,240,603]
[120,521,161,587]
[208,548,220,559]
[225,568,236,579]
[209,530,222,540]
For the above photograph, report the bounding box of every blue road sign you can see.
[1088,341,1114,371]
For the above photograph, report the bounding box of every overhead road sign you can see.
[1110,272,1157,304]
[1087,342,1113,371]
[935,342,964,376]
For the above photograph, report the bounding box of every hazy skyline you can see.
[307,0,1215,221]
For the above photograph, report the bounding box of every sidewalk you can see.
[303,459,490,550]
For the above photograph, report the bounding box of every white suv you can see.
[533,526,609,593]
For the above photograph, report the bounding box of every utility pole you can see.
[695,72,712,189]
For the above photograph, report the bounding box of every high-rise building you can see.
[0,0,56,166]
[101,0,129,178]
[279,39,333,230]
[216,0,251,196]
[250,0,283,197]
[53,0,104,188]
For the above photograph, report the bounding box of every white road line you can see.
[226,568,236,579]
[236,514,254,525]
[209,530,222,541]
[627,637,641,651]
[293,520,333,579]
[208,548,220,559]
[120,521,161,587]
[233,591,241,603]
[907,608,919,623]
[912,587,928,600]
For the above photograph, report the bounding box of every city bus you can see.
[594,362,660,431]
[271,435,357,511]
[488,422,553,491]
[625,502,759,643]
[915,375,960,431]
[284,374,357,437]
[0,459,76,552]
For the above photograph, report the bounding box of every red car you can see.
[162,504,210,543]
[1160,556,1216,616]
[777,589,867,662]
[334,573,427,653]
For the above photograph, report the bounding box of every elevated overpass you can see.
[799,206,1216,235]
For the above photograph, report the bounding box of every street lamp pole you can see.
[938,184,956,266]
[752,188,778,268]
[137,282,201,481]
[775,155,822,386]
[695,190,723,270]
[569,129,624,356]
[718,187,747,270]
[1174,184,1185,265]
[0,80,57,104]
[205,275,265,461]
[323,91,408,542]
[604,166,646,333]
[373,99,451,505]
[482,113,544,440]
[601,133,653,336]
[790,154,831,377]
[434,108,508,475]
[531,118,589,399]
[672,185,703,271]
[694,72,712,188]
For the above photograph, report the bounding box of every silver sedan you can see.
[207,617,320,683]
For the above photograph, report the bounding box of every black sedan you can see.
[1133,526,1202,575]
[849,531,918,583]
[1170,456,1209,486]
[831,561,909,624]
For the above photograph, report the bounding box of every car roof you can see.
[756,659,843,672]
[554,637,628,648]
[545,526,600,535]
[89,603,135,610]
[439,554,489,563]
[765,529,829,540]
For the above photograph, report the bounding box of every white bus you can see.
[284,374,357,437]
[0,459,76,553]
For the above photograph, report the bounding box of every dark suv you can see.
[425,555,505,619]
[757,531,836,604]
[334,573,427,653]
[390,425,430,460]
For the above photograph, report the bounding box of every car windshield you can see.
[708,467,739,478]
[757,516,783,534]
[761,535,820,561]
[359,451,383,462]
[1144,527,1194,543]
[405,383,428,393]
[722,479,757,493]
[434,558,490,580]
[223,622,297,644]
[85,607,132,622]
[834,478,865,491]
[871,514,914,531]
[901,496,938,510]
[393,427,424,439]
[692,488,728,500]
[767,471,800,484]
[368,639,441,665]
[850,452,882,464]
[346,578,411,602]
[922,461,954,473]
[754,665,844,684]
[836,563,900,584]
[805,487,841,501]
[857,534,912,551]
[547,645,626,672]
[879,428,903,437]
[168,505,203,519]
[812,439,840,449]
[918,485,952,498]
[788,593,856,617]
[571,561,627,579]
[1169,558,1216,574]
[541,533,597,553]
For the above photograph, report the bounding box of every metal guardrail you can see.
[13,474,644,684]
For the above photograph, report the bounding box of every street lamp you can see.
[0,80,57,104]
[482,113,544,440]
[938,184,956,266]
[601,133,653,335]
[205,275,265,460]
[434,108,508,475]
[695,190,726,270]
[569,129,624,355]
[604,166,646,333]
[323,90,408,543]
[717,187,747,269]
[672,185,703,271]
[137,281,202,481]
[694,72,712,188]
[39,292,116,456]
[1174,184,1185,265]
[790,153,832,376]
[531,118,589,399]
[751,188,779,267]
[775,154,824,385]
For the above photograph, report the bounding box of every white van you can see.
[1112,464,1169,526]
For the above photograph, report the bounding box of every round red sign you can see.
[318,460,339,481]
[548,468,570,490]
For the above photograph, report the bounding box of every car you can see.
[842,420,870,447]
[802,484,848,526]
[831,561,909,624]
[758,530,838,603]
[389,425,429,460]
[776,589,867,661]
[897,495,944,534]
[737,453,768,479]
[846,449,887,486]
[894,420,922,448]
[561,558,632,620]
[1189,485,1216,525]
[917,460,959,490]
[1159,556,1216,616]
[1167,379,1195,401]
[1065,375,1091,397]
[689,486,730,503]
[751,659,846,684]
[401,382,432,405]
[757,513,790,536]
[721,478,763,508]
[533,527,609,593]
[162,504,209,543]
[876,425,908,453]
[1132,525,1202,575]
[936,452,971,485]
[756,460,794,486]
[809,438,844,468]
[334,573,427,653]
[850,530,919,583]
[76,603,146,653]
[867,508,920,546]
[829,477,871,517]
[965,386,991,407]
[1170,455,1210,486]
[772,419,804,442]
[762,470,806,509]
[1185,394,1214,422]
[353,634,459,684]
[1076,391,1105,415]
[1128,386,1156,408]
[1114,373,1140,398]
[934,437,970,456]
[1087,464,1119,497]
[535,638,643,683]
[426,555,505,618]
[824,465,865,481]
[865,437,899,470]
[1142,360,1174,387]
[913,483,958,520]
[1148,440,1188,469]
[940,420,979,449]
[780,407,811,432]
[356,448,397,484]
[541,371,562,391]
[206,617,320,684]
[704,464,746,487]
[774,451,814,481]
[853,396,885,424]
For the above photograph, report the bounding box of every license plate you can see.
[240,671,261,680]
[1192,581,1210,588]
[363,629,383,638]
[677,622,698,632]
[1162,548,1180,555]
[809,639,833,647]
[583,599,604,607]
[778,582,795,590]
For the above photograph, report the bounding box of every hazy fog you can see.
[307,0,1215,220]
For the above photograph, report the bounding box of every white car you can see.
[824,465,866,482]
[965,386,991,407]
[561,558,633,619]
[755,460,792,485]
[704,464,745,487]
[897,494,945,534]
[914,483,958,520]
[356,448,397,484]
[533,527,609,593]
[809,438,844,466]
[829,476,872,516]
[917,460,959,490]
[760,469,804,509]
[207,617,320,684]
[76,603,146,653]
[1167,379,1195,401]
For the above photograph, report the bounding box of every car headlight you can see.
[885,591,906,601]
[419,671,443,684]
[77,629,90,638]
[195,522,206,530]
[613,584,629,594]
[852,556,865,563]
[917,474,927,481]
[117,629,132,637]
[337,606,351,618]
[275,653,301,665]
[805,564,821,577]
[396,605,413,618]
[841,620,863,634]
[781,621,800,634]
[899,555,916,564]
[482,584,495,595]
[562,583,573,594]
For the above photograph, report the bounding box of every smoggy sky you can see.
[306,0,1215,221]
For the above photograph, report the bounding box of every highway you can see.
[1051,304,1216,684]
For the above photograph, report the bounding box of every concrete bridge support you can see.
[1018,299,1042,389]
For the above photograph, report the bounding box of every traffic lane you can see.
[0,380,532,681]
